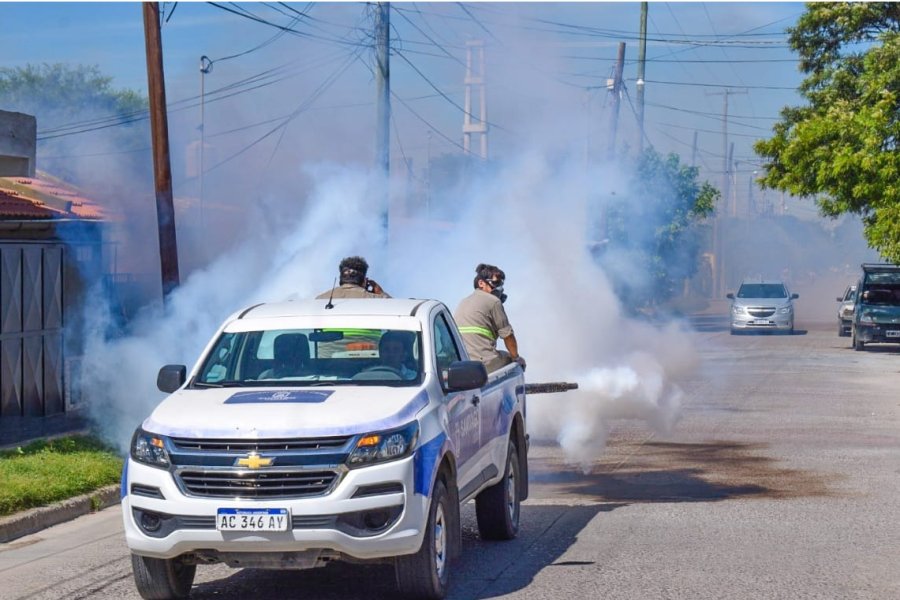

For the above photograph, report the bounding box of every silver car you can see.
[836,284,856,337]
[727,280,798,334]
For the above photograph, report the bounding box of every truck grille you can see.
[177,470,339,499]
[170,437,351,452]
[748,308,775,318]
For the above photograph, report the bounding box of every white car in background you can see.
[727,280,798,334]
[836,284,856,337]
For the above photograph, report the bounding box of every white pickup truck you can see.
[122,298,528,599]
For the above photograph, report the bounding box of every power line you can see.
[646,101,774,130]
[653,120,765,139]
[202,47,364,176]
[393,49,512,134]
[207,2,367,48]
[641,79,796,91]
[391,89,479,158]
[391,5,465,67]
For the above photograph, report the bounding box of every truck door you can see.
[433,312,481,486]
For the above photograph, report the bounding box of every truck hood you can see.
[143,386,429,439]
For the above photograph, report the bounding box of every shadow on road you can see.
[686,313,731,333]
[186,503,616,600]
[529,440,833,504]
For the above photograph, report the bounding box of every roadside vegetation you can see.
[0,435,123,517]
[756,3,900,261]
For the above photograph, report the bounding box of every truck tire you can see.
[131,553,196,600]
[853,329,865,351]
[475,440,521,541]
[395,478,452,599]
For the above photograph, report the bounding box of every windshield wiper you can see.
[193,380,249,388]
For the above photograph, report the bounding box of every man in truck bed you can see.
[454,263,526,372]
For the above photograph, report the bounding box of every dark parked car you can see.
[852,264,900,350]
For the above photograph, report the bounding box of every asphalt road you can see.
[1,315,898,600]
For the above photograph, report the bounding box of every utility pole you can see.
[705,88,746,298]
[463,40,488,159]
[607,42,626,161]
[636,2,648,153]
[142,2,180,300]
[749,171,756,216]
[374,2,390,234]
[706,88,747,209]
[691,130,698,168]
[728,142,736,217]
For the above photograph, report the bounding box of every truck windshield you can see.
[195,328,422,387]
[737,283,787,299]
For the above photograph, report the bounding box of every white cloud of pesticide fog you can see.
[78,149,699,468]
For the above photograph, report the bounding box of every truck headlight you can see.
[348,422,419,468]
[859,313,875,323]
[779,307,792,314]
[732,305,746,315]
[131,429,171,469]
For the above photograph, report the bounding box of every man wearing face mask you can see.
[453,263,526,372]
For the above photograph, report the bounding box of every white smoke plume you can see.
[78,145,698,470]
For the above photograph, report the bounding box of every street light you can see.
[199,55,213,228]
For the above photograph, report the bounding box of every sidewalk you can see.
[0,484,120,543]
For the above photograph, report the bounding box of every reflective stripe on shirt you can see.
[458,325,496,340]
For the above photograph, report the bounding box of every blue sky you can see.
[0,2,812,217]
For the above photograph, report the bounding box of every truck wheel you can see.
[131,553,196,600]
[853,329,865,351]
[475,440,521,541]
[395,478,452,599]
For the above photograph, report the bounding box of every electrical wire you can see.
[392,5,465,67]
[203,47,364,177]
[646,101,774,131]
[641,79,796,91]
[393,49,511,134]
[391,90,479,159]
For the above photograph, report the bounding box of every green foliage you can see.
[0,63,148,183]
[0,435,123,516]
[755,3,900,261]
[602,149,719,306]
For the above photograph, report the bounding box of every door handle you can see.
[471,395,480,406]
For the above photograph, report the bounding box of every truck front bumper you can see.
[123,456,427,562]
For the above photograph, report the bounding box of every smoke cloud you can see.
[74,141,698,473]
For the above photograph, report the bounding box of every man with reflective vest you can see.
[453,263,526,373]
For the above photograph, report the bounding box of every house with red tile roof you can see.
[0,110,110,445]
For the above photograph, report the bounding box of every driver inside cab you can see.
[377,331,418,380]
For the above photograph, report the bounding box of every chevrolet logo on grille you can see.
[235,453,274,469]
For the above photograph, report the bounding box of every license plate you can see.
[216,508,290,531]
[886,330,900,338]
[749,320,773,325]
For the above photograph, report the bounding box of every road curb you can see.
[0,484,121,543]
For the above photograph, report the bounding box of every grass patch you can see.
[0,435,123,517]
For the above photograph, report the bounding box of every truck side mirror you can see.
[726,293,735,299]
[157,364,187,393]
[791,293,799,299]
[446,360,488,391]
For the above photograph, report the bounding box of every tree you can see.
[0,63,148,184]
[755,3,900,261]
[598,149,718,306]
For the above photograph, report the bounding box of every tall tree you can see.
[0,63,148,184]
[599,149,718,307]
[755,3,900,261]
